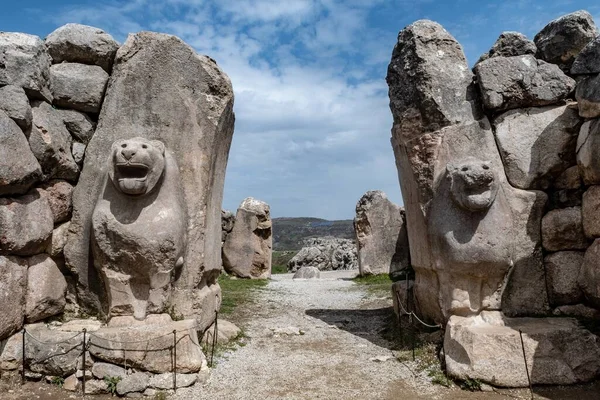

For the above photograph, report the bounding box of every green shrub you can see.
[103,376,122,396]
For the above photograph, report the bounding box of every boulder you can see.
[49,63,109,113]
[0,32,52,101]
[29,101,79,181]
[223,197,272,279]
[534,10,597,72]
[553,165,582,189]
[37,180,74,224]
[149,373,197,389]
[57,109,96,144]
[0,256,27,340]
[445,312,600,387]
[571,36,600,75]
[88,314,205,373]
[25,254,67,323]
[0,110,42,196]
[63,374,80,392]
[23,323,83,376]
[91,362,127,380]
[477,31,536,64]
[0,331,23,370]
[45,23,119,72]
[0,85,32,130]
[287,237,357,272]
[84,379,109,395]
[354,190,410,276]
[492,104,581,190]
[204,319,241,345]
[579,239,600,308]
[577,119,600,185]
[292,266,321,279]
[65,32,234,322]
[475,55,575,112]
[116,372,149,396]
[583,185,600,238]
[575,74,600,118]
[544,251,584,306]
[541,207,588,251]
[0,190,53,256]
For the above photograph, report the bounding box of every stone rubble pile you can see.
[287,237,357,272]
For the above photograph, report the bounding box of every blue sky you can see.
[3,0,600,219]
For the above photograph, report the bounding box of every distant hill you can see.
[272,217,355,250]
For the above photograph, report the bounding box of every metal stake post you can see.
[81,329,87,394]
[211,311,218,367]
[21,329,25,384]
[519,330,534,399]
[173,330,177,392]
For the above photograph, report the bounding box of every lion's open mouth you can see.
[116,163,150,195]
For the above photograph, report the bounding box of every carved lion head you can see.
[108,137,166,196]
[447,157,499,212]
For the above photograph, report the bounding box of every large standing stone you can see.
[579,239,600,308]
[445,312,600,387]
[37,180,74,224]
[45,23,119,72]
[0,32,52,101]
[577,119,600,185]
[477,31,536,64]
[544,251,584,306]
[475,55,575,112]
[25,255,67,323]
[534,10,597,72]
[582,185,600,238]
[0,256,27,340]
[0,190,53,256]
[542,207,588,251]
[223,197,272,279]
[287,238,357,272]
[575,74,600,118]
[88,314,205,373]
[0,110,42,196]
[57,109,96,144]
[49,63,109,113]
[0,85,32,130]
[354,190,409,277]
[571,36,600,75]
[65,32,234,323]
[29,101,79,181]
[493,104,581,189]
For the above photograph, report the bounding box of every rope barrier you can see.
[24,329,83,345]
[394,288,442,329]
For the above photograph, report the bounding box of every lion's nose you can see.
[121,148,136,160]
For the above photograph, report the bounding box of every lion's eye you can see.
[461,167,468,172]
[121,144,127,148]
[482,165,489,170]
[142,144,148,149]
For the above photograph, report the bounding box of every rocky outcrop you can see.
[354,190,410,278]
[223,198,272,279]
[65,31,235,325]
[287,237,357,272]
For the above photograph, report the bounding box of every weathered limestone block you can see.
[575,74,600,118]
[170,283,221,333]
[45,23,119,72]
[571,36,600,75]
[0,110,42,196]
[65,32,234,323]
[50,63,108,114]
[223,197,272,279]
[92,138,186,320]
[493,104,581,189]
[72,142,86,165]
[116,372,149,396]
[354,190,409,277]
[0,190,53,256]
[541,207,588,251]
[30,101,79,181]
[445,312,600,387]
[63,374,80,392]
[387,20,547,322]
[579,239,600,308]
[25,254,67,323]
[0,256,27,340]
[0,331,23,370]
[544,251,584,306]
[583,185,600,237]
[534,10,597,72]
[204,319,241,346]
[149,373,197,389]
[0,32,52,101]
[292,266,320,279]
[84,379,109,395]
[0,85,32,130]
[91,362,127,380]
[24,323,83,376]
[475,55,575,112]
[57,109,96,144]
[477,31,536,64]
[88,314,205,373]
[287,238,357,272]
[37,180,74,224]
[577,119,600,185]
